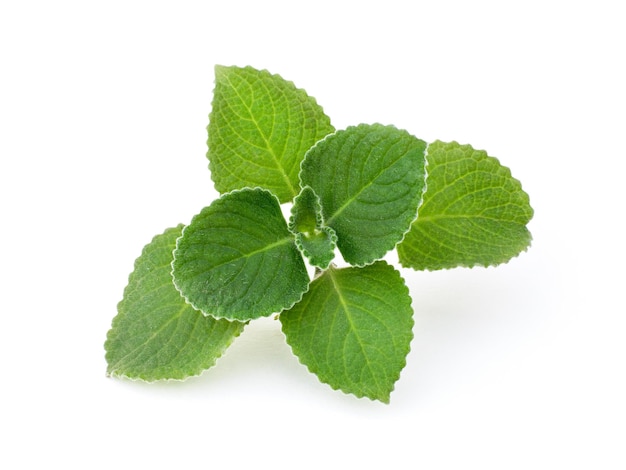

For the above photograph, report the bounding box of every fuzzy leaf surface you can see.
[397,141,533,270]
[280,261,413,403]
[172,188,309,321]
[289,186,325,234]
[300,124,427,266]
[289,186,337,269]
[105,226,244,381]
[208,65,334,203]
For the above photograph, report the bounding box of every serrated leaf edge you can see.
[293,226,338,270]
[398,237,533,271]
[106,321,246,383]
[287,185,326,234]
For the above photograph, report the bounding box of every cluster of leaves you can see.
[105,66,533,403]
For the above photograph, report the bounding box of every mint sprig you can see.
[105,65,533,402]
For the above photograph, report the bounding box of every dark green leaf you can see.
[300,124,427,266]
[172,188,309,321]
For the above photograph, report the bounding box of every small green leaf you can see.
[172,188,309,321]
[294,226,337,271]
[289,186,325,235]
[397,141,533,270]
[289,186,337,269]
[208,65,335,203]
[280,261,414,403]
[105,226,244,381]
[300,123,427,266]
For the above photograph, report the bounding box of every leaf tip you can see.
[214,64,229,77]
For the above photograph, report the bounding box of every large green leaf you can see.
[280,261,414,403]
[105,226,244,381]
[397,141,533,270]
[208,65,334,203]
[172,188,309,321]
[300,124,427,266]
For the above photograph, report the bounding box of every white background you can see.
[1,1,624,468]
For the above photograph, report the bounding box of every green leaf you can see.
[280,261,414,403]
[208,65,335,203]
[172,188,309,321]
[397,140,533,270]
[105,226,244,381]
[294,227,337,271]
[289,186,337,269]
[289,186,324,234]
[300,123,427,266]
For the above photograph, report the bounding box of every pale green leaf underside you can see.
[208,65,335,203]
[290,186,337,269]
[105,226,245,381]
[300,124,427,266]
[397,140,533,270]
[280,261,414,403]
[172,188,309,321]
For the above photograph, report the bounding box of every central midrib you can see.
[226,75,296,199]
[202,235,294,272]
[325,157,405,226]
